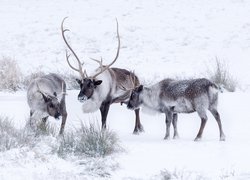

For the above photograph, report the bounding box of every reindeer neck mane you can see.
[141,84,161,112]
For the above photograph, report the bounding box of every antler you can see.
[35,81,54,100]
[61,17,87,79]
[90,19,120,79]
[61,82,67,96]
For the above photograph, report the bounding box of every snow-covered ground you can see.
[1,91,250,179]
[1,0,250,179]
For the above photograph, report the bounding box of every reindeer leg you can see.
[100,101,111,129]
[59,98,68,135]
[209,108,226,141]
[30,110,34,117]
[133,108,144,134]
[59,111,67,135]
[172,113,179,139]
[195,110,207,141]
[164,111,173,140]
[29,110,35,130]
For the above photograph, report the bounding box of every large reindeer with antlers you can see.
[61,18,143,134]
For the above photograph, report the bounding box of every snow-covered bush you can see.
[27,119,57,137]
[0,116,20,151]
[1,115,122,159]
[0,57,22,91]
[75,123,120,157]
[207,58,237,92]
[58,123,121,158]
[0,116,57,152]
[154,169,206,180]
[0,116,36,151]
[0,56,79,91]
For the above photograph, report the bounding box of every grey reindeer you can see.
[27,73,67,134]
[61,18,143,134]
[127,78,226,141]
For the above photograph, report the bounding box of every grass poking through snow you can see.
[207,58,237,92]
[58,122,122,158]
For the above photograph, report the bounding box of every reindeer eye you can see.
[87,82,93,88]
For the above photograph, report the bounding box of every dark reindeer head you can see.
[127,85,143,110]
[76,78,102,102]
[41,92,61,119]
[61,17,120,103]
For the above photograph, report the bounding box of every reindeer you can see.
[27,73,67,134]
[61,18,143,134]
[126,78,226,141]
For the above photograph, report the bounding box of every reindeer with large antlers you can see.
[61,18,143,134]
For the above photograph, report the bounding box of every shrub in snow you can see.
[0,116,58,152]
[207,58,237,92]
[0,116,20,151]
[0,116,121,178]
[25,119,57,137]
[76,123,120,157]
[58,123,121,158]
[1,115,121,159]
[154,169,206,180]
[0,57,22,91]
[158,169,172,180]
[0,116,35,151]
[57,132,77,157]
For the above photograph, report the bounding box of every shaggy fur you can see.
[78,67,144,134]
[128,78,225,141]
[27,73,67,134]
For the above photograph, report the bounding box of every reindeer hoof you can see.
[194,137,202,141]
[133,130,140,135]
[173,135,179,139]
[220,135,226,141]
[138,126,144,133]
[164,136,170,140]
[133,125,144,134]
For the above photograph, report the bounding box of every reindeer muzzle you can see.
[54,112,61,119]
[78,95,88,103]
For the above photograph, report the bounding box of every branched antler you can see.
[61,17,120,80]
[61,17,87,79]
[90,19,120,79]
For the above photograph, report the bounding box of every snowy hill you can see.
[1,0,250,179]
[1,0,250,88]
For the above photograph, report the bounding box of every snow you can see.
[1,0,250,179]
[1,91,250,179]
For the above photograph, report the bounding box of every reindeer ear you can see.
[76,79,82,84]
[41,93,51,103]
[138,85,143,92]
[94,80,102,86]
